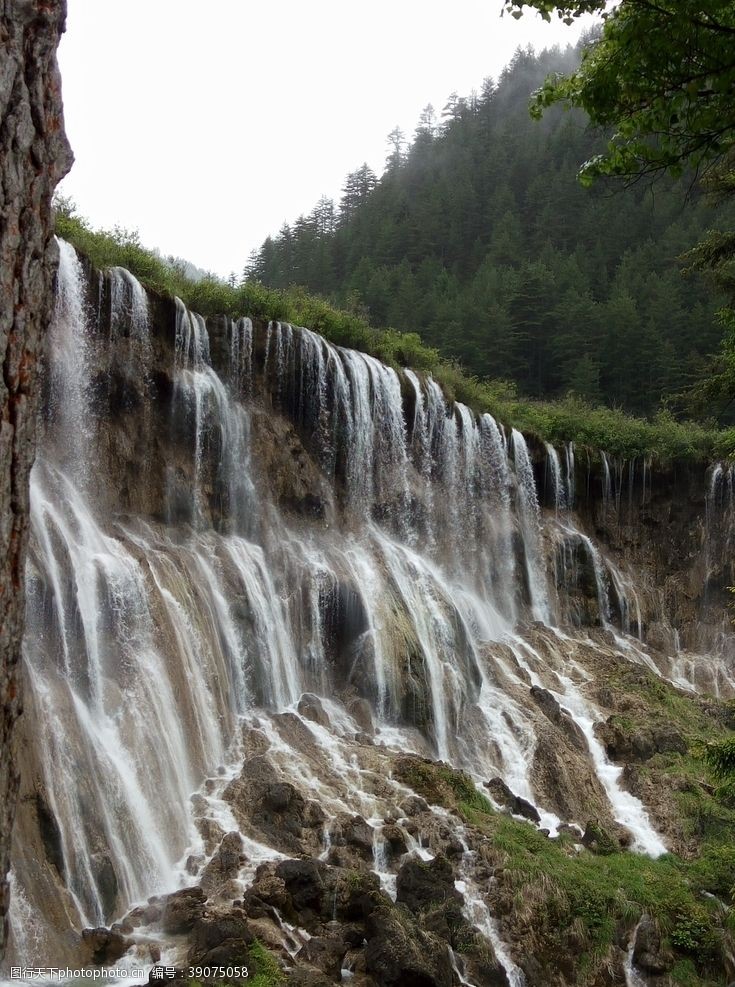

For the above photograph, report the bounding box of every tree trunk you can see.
[0,0,72,957]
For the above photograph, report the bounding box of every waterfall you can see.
[545,442,567,513]
[8,242,735,975]
[601,451,612,513]
[511,429,550,622]
[564,441,575,508]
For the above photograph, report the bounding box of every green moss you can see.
[393,757,495,817]
[184,943,283,987]
[54,203,732,464]
[246,941,284,986]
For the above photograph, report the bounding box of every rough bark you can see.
[0,0,72,957]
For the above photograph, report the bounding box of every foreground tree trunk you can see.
[0,0,72,957]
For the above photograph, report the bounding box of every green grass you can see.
[394,751,734,985]
[185,942,284,987]
[469,801,732,985]
[54,203,734,463]
[247,941,284,986]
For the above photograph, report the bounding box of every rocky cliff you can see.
[0,0,71,957]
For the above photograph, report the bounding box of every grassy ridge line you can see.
[55,209,735,463]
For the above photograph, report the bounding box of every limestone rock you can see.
[187,908,253,967]
[297,693,330,728]
[160,886,207,934]
[81,927,132,965]
[633,916,674,974]
[296,935,348,979]
[530,686,587,751]
[347,697,375,736]
[364,904,453,987]
[224,755,325,855]
[484,776,541,823]
[396,854,462,913]
[581,820,618,856]
[200,831,245,898]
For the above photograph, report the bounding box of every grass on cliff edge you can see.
[54,204,735,464]
[394,754,735,987]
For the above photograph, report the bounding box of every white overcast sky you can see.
[57,1,590,277]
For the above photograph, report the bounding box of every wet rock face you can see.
[530,686,586,751]
[223,755,326,856]
[364,904,454,987]
[187,908,253,967]
[199,831,245,899]
[0,0,72,956]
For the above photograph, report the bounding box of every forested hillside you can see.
[247,43,733,417]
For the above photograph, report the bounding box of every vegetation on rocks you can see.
[246,942,285,987]
[185,941,283,987]
[395,747,735,986]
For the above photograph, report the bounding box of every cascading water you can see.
[5,242,735,981]
[545,442,567,513]
[511,429,550,623]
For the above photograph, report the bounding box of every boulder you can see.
[200,831,245,897]
[296,935,348,979]
[241,725,272,757]
[81,927,132,965]
[347,697,375,736]
[396,854,463,913]
[419,899,472,951]
[463,946,511,987]
[652,725,687,755]
[633,916,673,974]
[596,720,654,762]
[400,795,430,817]
[484,777,541,823]
[297,693,330,729]
[381,823,409,859]
[332,814,374,857]
[224,756,323,855]
[242,868,290,919]
[530,686,587,751]
[364,905,453,987]
[188,908,253,966]
[336,870,384,923]
[581,821,618,856]
[275,858,336,928]
[160,886,206,934]
[197,816,226,855]
[597,719,687,764]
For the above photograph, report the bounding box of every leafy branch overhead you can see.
[504,1,735,183]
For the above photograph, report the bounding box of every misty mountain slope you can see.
[247,44,734,417]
